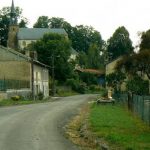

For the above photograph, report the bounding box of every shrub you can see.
[126,76,149,95]
[66,78,88,94]
[37,92,44,100]
[11,95,21,101]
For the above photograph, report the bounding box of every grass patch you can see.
[56,90,79,97]
[0,98,51,107]
[89,104,150,150]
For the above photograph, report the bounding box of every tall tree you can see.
[87,43,103,69]
[33,16,50,28]
[107,26,133,60]
[28,33,73,82]
[0,7,28,47]
[49,17,65,28]
[140,29,150,50]
[71,25,103,53]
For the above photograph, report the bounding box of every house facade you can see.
[0,46,49,99]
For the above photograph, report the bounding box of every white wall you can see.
[18,40,37,50]
[33,64,49,98]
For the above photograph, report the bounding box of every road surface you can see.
[0,95,94,150]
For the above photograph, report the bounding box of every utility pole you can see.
[51,54,55,96]
[31,58,35,100]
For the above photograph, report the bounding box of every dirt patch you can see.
[65,103,109,150]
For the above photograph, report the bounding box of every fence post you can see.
[149,98,150,126]
[142,96,144,121]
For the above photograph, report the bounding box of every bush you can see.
[126,76,149,95]
[101,88,108,97]
[37,92,44,100]
[89,85,101,92]
[66,78,88,94]
[11,95,21,101]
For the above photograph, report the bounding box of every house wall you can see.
[33,64,49,98]
[18,40,37,50]
[105,57,122,75]
[0,61,30,81]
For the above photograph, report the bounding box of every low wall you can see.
[6,89,32,99]
[0,92,7,101]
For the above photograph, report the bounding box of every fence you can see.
[0,79,30,91]
[113,93,150,126]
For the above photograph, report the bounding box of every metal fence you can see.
[113,93,150,126]
[0,79,30,91]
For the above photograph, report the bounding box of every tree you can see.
[87,43,103,69]
[71,25,103,53]
[140,29,150,50]
[49,17,65,28]
[28,33,73,82]
[33,16,50,28]
[116,50,150,95]
[107,26,133,60]
[106,72,126,91]
[116,50,150,80]
[19,18,28,28]
[0,7,28,47]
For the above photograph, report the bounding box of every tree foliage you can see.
[0,7,28,46]
[107,26,133,60]
[126,76,149,95]
[140,29,150,50]
[33,16,50,28]
[71,25,103,53]
[106,72,126,91]
[28,33,73,82]
[116,50,150,80]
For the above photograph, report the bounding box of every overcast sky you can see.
[1,0,150,46]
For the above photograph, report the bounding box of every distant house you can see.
[0,46,49,100]
[75,66,105,86]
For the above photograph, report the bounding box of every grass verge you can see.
[0,98,52,107]
[89,103,150,150]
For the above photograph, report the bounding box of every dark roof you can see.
[17,28,68,40]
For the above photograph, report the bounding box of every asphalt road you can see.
[0,94,94,150]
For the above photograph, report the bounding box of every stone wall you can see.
[0,61,31,81]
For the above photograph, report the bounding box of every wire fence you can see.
[113,93,150,126]
[0,79,30,91]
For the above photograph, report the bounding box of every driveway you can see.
[0,94,94,150]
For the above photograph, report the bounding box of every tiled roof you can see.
[76,67,105,75]
[17,28,68,40]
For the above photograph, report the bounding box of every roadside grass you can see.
[0,98,51,107]
[89,103,150,150]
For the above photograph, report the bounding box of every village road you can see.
[0,94,94,150]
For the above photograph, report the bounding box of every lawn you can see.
[89,104,150,150]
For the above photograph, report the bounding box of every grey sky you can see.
[1,0,150,46]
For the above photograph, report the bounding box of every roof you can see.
[71,48,78,55]
[17,28,68,40]
[75,67,105,75]
[0,46,49,68]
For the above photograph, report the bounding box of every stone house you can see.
[0,46,49,100]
